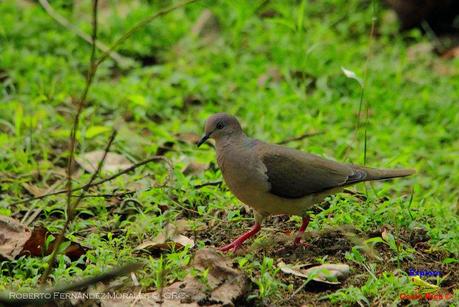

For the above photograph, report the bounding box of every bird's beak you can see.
[197,133,211,147]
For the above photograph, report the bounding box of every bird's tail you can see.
[357,166,416,181]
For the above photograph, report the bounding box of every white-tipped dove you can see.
[197,113,415,252]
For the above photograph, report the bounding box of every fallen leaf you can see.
[182,162,208,176]
[194,248,249,304]
[156,141,175,156]
[279,261,350,285]
[257,67,283,87]
[0,215,31,260]
[191,9,220,44]
[135,221,194,252]
[176,132,201,145]
[103,248,249,306]
[20,225,88,261]
[21,183,49,197]
[191,248,250,305]
[407,42,434,61]
[341,67,363,87]
[0,217,87,261]
[442,46,459,59]
[20,225,48,256]
[76,151,132,173]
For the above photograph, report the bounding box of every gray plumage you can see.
[198,113,415,251]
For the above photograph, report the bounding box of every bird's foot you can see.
[292,216,310,248]
[219,240,243,253]
[293,236,310,248]
[218,223,261,253]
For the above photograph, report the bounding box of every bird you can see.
[197,113,415,252]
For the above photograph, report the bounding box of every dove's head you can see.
[197,113,243,147]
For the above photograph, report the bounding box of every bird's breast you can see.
[216,146,270,205]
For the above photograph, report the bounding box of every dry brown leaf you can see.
[0,215,31,260]
[182,161,208,176]
[279,261,350,285]
[257,67,283,87]
[21,183,49,197]
[176,132,201,145]
[135,221,194,252]
[407,42,434,61]
[20,225,88,260]
[192,248,249,304]
[442,46,459,59]
[76,151,132,173]
[191,9,220,43]
[104,248,249,306]
[0,217,88,261]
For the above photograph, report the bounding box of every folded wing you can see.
[259,144,367,199]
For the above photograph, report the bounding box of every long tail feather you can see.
[359,166,415,181]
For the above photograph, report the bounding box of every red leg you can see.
[294,216,310,245]
[219,223,261,252]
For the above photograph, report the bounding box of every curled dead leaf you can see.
[0,215,31,260]
[192,248,249,305]
[257,67,283,87]
[279,261,350,285]
[0,217,87,261]
[104,248,249,306]
[175,132,201,145]
[191,9,220,43]
[135,221,194,252]
[182,162,208,176]
[76,151,132,173]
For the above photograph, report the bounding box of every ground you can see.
[0,0,458,306]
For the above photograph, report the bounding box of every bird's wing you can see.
[258,143,367,199]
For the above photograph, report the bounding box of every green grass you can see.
[0,0,458,305]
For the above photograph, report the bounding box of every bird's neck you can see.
[215,132,247,150]
[215,132,249,170]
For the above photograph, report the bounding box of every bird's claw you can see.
[218,240,242,253]
[293,236,310,248]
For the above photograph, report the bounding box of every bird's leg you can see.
[293,216,310,245]
[219,223,261,252]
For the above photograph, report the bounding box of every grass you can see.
[0,0,458,305]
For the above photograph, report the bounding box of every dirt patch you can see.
[187,214,458,306]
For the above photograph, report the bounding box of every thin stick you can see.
[353,1,377,166]
[40,1,101,283]
[63,0,99,225]
[9,156,174,206]
[277,131,323,145]
[40,129,116,283]
[194,180,222,189]
[35,0,196,286]
[37,0,131,67]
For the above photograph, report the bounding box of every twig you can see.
[0,263,142,305]
[40,129,116,283]
[276,131,323,145]
[40,1,101,284]
[36,0,197,284]
[359,1,377,166]
[37,0,132,68]
[9,156,174,206]
[194,180,222,189]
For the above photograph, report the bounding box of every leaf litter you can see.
[0,215,87,261]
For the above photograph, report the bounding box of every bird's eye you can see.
[216,122,224,129]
